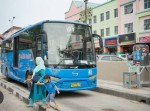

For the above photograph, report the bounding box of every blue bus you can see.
[1,20,102,91]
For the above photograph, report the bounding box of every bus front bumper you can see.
[55,78,97,91]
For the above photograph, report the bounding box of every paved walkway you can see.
[96,79,150,104]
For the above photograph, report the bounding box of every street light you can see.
[9,16,15,36]
[84,0,88,23]
[9,16,15,27]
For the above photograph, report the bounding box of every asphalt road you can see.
[55,90,150,111]
[0,75,150,111]
[0,86,33,111]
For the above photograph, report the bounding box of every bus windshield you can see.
[43,22,95,66]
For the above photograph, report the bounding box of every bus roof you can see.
[3,20,89,41]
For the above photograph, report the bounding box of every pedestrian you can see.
[27,57,46,107]
[36,75,60,109]
[24,72,33,91]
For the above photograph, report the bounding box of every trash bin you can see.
[123,72,138,88]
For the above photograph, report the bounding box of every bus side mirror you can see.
[92,34,103,48]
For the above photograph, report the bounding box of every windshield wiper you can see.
[54,58,72,68]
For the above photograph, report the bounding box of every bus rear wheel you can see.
[5,69,10,81]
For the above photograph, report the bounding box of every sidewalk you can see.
[95,79,150,105]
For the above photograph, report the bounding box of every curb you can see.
[0,79,46,111]
[93,87,150,105]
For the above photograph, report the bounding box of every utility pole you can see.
[84,0,88,23]
[9,16,15,28]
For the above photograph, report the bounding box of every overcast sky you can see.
[0,0,107,33]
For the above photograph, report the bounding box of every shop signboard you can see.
[119,33,135,45]
[105,38,117,46]
[139,36,150,43]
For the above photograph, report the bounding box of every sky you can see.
[0,0,107,34]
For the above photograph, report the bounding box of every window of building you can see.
[144,19,150,30]
[93,30,97,34]
[100,29,104,37]
[100,13,104,21]
[76,35,80,41]
[114,8,118,17]
[124,23,133,33]
[144,0,150,9]
[3,39,13,53]
[106,11,110,20]
[114,26,118,35]
[89,19,92,25]
[106,28,110,36]
[124,4,133,14]
[93,15,97,23]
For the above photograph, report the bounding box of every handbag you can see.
[32,75,41,83]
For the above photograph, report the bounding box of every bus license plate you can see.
[71,83,81,87]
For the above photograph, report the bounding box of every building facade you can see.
[65,0,99,22]
[2,26,21,38]
[118,0,150,54]
[92,0,118,54]
[118,0,138,54]
[65,0,150,55]
[136,0,150,47]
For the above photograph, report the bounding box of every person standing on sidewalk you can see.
[27,57,46,107]
[37,75,60,109]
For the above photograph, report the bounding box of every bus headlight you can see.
[89,75,96,80]
[51,76,60,81]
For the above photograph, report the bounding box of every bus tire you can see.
[5,69,10,81]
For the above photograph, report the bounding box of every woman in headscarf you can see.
[27,57,46,107]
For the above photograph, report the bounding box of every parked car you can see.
[96,55,124,61]
[117,54,128,60]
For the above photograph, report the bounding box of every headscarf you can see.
[32,57,45,78]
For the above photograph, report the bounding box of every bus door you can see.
[12,37,20,78]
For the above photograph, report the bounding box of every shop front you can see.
[118,33,136,54]
[103,37,118,55]
[139,36,150,43]
[139,36,150,51]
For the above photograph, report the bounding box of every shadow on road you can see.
[56,91,92,99]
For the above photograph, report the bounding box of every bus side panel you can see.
[1,52,13,76]
[17,49,35,82]
[1,49,35,83]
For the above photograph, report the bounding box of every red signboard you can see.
[139,36,150,43]
[105,38,117,46]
